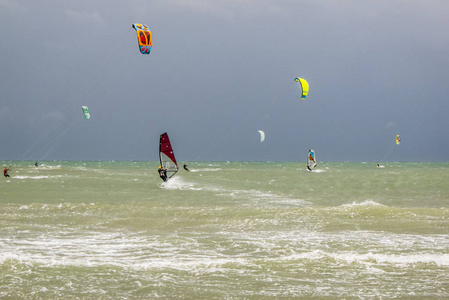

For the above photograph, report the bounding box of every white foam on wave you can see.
[2,231,448,273]
[2,222,448,277]
[273,250,449,267]
[214,187,308,206]
[190,168,222,172]
[14,175,62,180]
[340,200,384,208]
[161,176,199,190]
[165,176,309,206]
[0,230,241,271]
[38,165,62,170]
[0,227,266,276]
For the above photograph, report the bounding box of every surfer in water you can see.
[158,166,168,182]
[183,163,190,172]
[3,166,11,178]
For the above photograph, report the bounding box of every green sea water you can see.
[1,161,448,298]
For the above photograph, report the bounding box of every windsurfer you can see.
[183,163,190,172]
[3,166,11,178]
[158,166,167,182]
[307,150,317,171]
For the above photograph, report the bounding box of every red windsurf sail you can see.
[159,132,178,179]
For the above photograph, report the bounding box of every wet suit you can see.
[158,168,168,182]
[183,164,190,172]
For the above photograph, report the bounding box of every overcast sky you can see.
[1,0,448,162]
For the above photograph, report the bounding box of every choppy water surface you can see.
[1,161,448,298]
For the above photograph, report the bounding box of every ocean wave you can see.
[340,200,385,208]
[14,175,63,180]
[273,250,449,267]
[2,235,448,271]
[190,168,222,172]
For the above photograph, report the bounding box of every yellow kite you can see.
[294,77,309,100]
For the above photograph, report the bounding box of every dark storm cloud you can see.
[1,0,448,161]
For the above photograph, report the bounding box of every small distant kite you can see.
[396,135,401,145]
[294,77,309,100]
[82,106,90,119]
[258,130,265,142]
[132,23,152,54]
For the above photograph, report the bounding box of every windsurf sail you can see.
[258,130,265,142]
[307,149,316,171]
[159,132,178,179]
[81,106,90,119]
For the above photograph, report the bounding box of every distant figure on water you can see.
[158,166,168,182]
[35,162,39,167]
[3,166,11,177]
[183,163,190,172]
[307,149,316,171]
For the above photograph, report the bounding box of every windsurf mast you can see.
[159,132,178,179]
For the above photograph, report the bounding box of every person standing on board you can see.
[158,166,168,182]
[3,166,11,178]
[183,163,190,172]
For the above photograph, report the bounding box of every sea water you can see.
[1,161,448,298]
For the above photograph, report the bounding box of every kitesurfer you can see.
[183,163,190,172]
[3,166,11,178]
[158,166,167,182]
[35,162,39,167]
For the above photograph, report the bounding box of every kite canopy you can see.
[81,106,90,119]
[258,130,265,142]
[396,135,401,145]
[294,77,309,100]
[132,23,152,54]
